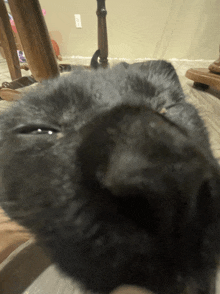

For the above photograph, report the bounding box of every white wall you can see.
[39,0,220,60]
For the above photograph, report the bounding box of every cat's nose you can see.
[100,145,213,203]
[100,150,148,195]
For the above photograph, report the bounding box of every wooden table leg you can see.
[8,0,59,82]
[0,0,22,81]
[97,0,108,68]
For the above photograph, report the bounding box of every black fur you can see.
[1,60,220,294]
[90,49,101,69]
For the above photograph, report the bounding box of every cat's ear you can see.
[138,60,181,87]
[128,60,185,102]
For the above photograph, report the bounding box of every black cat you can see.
[1,60,220,294]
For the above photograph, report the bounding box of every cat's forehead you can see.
[23,69,124,110]
[0,68,129,128]
[0,65,164,133]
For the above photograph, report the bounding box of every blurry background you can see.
[40,0,220,61]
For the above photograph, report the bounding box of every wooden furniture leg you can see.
[8,0,59,82]
[0,0,21,81]
[97,0,108,68]
[185,46,220,91]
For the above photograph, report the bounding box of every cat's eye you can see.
[30,128,54,135]
[14,124,60,135]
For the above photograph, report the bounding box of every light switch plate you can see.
[74,14,82,28]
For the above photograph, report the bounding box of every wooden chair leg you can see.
[8,0,59,82]
[0,0,22,81]
[97,0,108,68]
